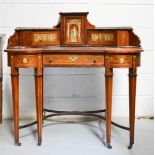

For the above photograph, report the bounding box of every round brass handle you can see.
[22,57,29,64]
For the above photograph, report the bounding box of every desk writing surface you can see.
[6,46,143,54]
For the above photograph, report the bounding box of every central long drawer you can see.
[43,54,104,67]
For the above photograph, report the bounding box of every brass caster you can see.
[16,142,21,146]
[38,142,41,146]
[104,143,112,149]
[128,144,133,149]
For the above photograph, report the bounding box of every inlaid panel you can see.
[117,30,129,46]
[61,14,86,45]
[19,31,32,46]
[18,30,60,46]
[65,19,82,43]
[110,55,132,68]
[133,54,141,67]
[8,55,37,67]
[32,31,60,46]
[87,30,116,46]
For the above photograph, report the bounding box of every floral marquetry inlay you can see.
[88,31,116,45]
[68,55,78,62]
[110,55,132,67]
[91,33,114,42]
[32,31,60,45]
[34,34,57,43]
[117,31,129,46]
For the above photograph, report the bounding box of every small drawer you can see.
[43,54,104,67]
[110,55,132,68]
[8,55,37,67]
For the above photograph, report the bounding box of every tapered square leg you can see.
[11,67,21,146]
[42,68,44,124]
[105,68,113,149]
[128,67,137,149]
[34,57,43,145]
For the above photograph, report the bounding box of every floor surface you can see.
[0,118,154,155]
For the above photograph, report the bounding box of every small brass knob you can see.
[93,59,96,63]
[48,59,52,63]
[22,57,28,64]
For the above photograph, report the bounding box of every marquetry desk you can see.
[5,12,143,149]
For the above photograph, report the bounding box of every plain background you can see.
[0,0,154,119]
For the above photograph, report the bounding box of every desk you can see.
[5,12,143,149]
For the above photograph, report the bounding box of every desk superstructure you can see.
[5,12,143,149]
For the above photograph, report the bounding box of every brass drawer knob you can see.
[93,59,96,63]
[68,55,78,62]
[22,57,29,64]
[48,59,53,63]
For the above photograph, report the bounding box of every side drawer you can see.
[110,55,132,68]
[8,54,37,67]
[43,54,104,67]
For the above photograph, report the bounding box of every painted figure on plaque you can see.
[70,25,78,42]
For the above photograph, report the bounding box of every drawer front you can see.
[110,55,132,68]
[43,54,104,67]
[8,55,37,67]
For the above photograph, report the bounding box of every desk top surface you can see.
[5,46,143,54]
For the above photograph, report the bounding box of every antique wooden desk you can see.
[5,12,143,149]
